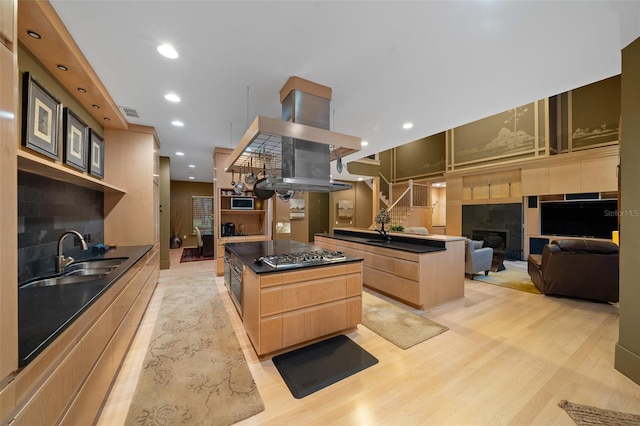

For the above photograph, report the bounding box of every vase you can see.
[170,234,183,249]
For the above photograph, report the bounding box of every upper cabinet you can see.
[0,0,15,48]
[0,0,18,383]
[104,126,160,246]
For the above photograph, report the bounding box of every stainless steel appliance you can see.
[224,248,243,313]
[261,249,346,269]
[231,197,254,210]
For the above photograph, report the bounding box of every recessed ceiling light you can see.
[57,65,68,71]
[92,104,100,109]
[103,117,111,121]
[77,87,87,93]
[165,93,180,103]
[361,140,369,146]
[176,151,185,156]
[402,122,414,129]
[188,176,195,180]
[188,164,196,168]
[358,177,363,181]
[27,30,41,39]
[157,44,179,59]
[171,120,184,127]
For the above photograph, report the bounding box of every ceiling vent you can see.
[119,106,140,118]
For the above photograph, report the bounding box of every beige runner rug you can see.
[362,291,448,349]
[125,275,264,425]
[559,399,640,425]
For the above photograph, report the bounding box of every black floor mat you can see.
[272,335,378,399]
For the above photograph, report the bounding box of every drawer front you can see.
[282,300,347,348]
[259,316,283,355]
[260,286,283,317]
[394,258,419,281]
[281,277,347,311]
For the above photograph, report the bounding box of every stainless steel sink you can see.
[64,268,114,276]
[19,258,128,289]
[366,239,392,244]
[68,258,128,270]
[20,274,107,288]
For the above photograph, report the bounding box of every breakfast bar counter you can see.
[315,228,466,310]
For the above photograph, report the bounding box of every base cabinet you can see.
[316,234,465,310]
[243,262,362,356]
[5,247,159,425]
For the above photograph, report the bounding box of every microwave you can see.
[231,197,254,210]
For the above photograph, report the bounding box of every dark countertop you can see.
[18,245,153,367]
[317,229,447,253]
[224,240,363,274]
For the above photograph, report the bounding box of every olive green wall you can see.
[159,157,171,269]
[616,36,640,385]
[170,180,213,248]
[328,181,373,232]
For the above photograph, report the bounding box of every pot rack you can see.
[225,115,361,176]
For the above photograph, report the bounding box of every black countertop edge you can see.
[317,231,446,253]
[18,245,153,367]
[224,240,363,274]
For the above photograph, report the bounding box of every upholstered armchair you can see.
[465,239,493,279]
[195,226,203,255]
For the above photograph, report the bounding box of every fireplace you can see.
[462,203,523,260]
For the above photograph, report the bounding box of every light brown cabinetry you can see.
[521,146,619,196]
[0,0,14,48]
[242,262,362,356]
[2,247,159,425]
[0,0,17,384]
[315,233,465,310]
[104,125,160,246]
[214,147,272,274]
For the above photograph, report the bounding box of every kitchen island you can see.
[315,228,466,310]
[224,240,363,356]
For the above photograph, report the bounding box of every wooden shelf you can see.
[18,150,126,194]
[220,209,266,214]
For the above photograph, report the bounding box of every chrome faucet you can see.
[56,230,88,273]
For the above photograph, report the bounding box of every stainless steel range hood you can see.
[226,77,361,193]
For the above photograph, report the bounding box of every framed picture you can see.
[63,107,89,172]
[289,198,305,220]
[89,129,105,178]
[337,199,354,218]
[21,72,61,159]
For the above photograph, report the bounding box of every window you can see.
[192,196,213,233]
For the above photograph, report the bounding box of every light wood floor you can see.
[98,249,640,425]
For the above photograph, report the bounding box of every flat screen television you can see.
[540,199,618,239]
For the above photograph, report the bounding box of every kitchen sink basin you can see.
[64,268,114,276]
[20,274,107,288]
[366,239,392,244]
[68,257,128,270]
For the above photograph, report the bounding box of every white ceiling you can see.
[49,1,640,183]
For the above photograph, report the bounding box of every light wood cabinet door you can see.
[0,36,18,381]
[0,0,14,48]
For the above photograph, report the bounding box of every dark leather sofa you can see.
[527,239,619,303]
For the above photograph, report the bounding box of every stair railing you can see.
[379,172,391,205]
[378,179,431,227]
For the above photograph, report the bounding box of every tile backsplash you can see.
[18,171,104,284]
